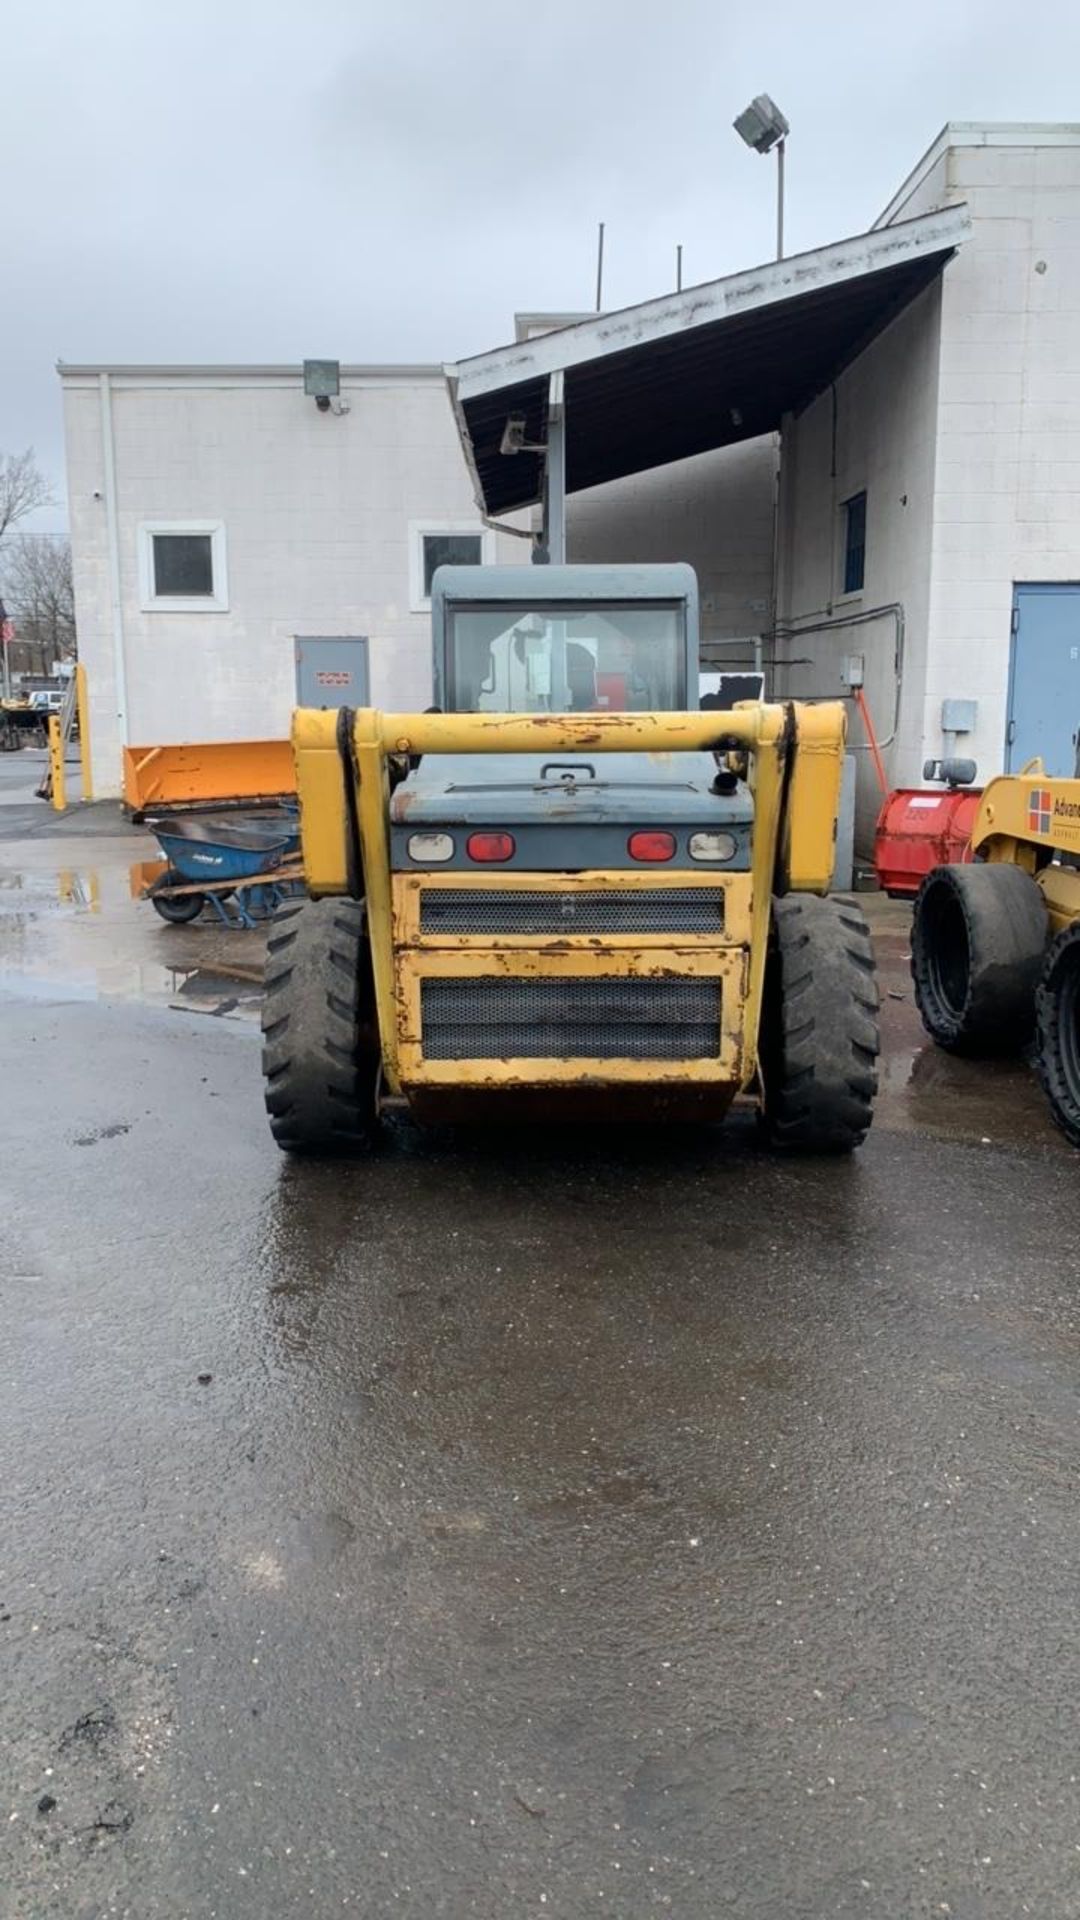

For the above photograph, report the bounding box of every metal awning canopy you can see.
[445,204,970,529]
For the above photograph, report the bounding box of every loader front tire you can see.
[261,897,381,1156]
[911,862,1047,1055]
[1035,920,1080,1148]
[761,894,880,1154]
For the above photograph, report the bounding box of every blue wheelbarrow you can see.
[144,808,303,928]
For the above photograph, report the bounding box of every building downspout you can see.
[99,372,129,752]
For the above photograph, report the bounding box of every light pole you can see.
[733,93,790,261]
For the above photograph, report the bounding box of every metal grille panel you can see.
[420,977,721,1061]
[419,888,725,935]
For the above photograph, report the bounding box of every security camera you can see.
[500,414,528,455]
[499,413,547,456]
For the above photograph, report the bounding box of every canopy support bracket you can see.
[536,370,565,567]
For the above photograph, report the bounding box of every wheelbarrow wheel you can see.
[261,897,381,1156]
[150,876,206,923]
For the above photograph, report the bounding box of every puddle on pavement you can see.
[0,856,150,914]
[0,946,263,1019]
[58,869,103,910]
[876,1020,1053,1147]
[869,901,1062,1150]
[0,845,264,1020]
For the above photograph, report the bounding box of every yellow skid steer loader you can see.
[262,564,879,1154]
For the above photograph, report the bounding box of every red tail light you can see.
[467,831,515,863]
[628,830,676,862]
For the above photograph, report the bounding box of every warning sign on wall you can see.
[315,670,352,687]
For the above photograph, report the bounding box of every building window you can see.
[841,491,866,596]
[408,523,494,611]
[153,533,213,598]
[423,532,481,596]
[138,521,228,612]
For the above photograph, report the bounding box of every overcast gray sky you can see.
[4,0,1080,530]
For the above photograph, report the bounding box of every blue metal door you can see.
[294,635,369,709]
[1006,586,1080,774]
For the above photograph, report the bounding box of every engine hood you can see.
[390,752,752,828]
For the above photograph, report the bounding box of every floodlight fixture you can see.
[733,95,790,259]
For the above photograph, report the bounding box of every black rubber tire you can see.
[1035,921,1080,1147]
[261,897,381,1156]
[151,881,206,924]
[911,862,1047,1055]
[761,894,880,1154]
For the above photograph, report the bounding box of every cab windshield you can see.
[446,603,685,713]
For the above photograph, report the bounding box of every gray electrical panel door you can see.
[295,636,370,709]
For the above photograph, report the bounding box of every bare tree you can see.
[0,448,53,544]
[2,537,76,676]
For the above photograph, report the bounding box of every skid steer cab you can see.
[262,564,879,1154]
[910,757,1080,1146]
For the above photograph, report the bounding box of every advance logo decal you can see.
[1028,787,1052,835]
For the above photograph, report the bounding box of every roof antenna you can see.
[595,221,605,312]
[676,243,683,292]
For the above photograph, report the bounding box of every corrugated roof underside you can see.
[463,250,949,515]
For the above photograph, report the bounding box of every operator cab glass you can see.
[446,603,686,714]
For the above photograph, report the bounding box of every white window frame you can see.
[408,521,495,613]
[138,520,229,612]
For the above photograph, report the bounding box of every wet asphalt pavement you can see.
[3,755,1080,1918]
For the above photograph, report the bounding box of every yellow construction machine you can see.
[262,564,879,1155]
[912,760,1080,1144]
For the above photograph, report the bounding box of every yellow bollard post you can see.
[76,662,93,801]
[48,714,66,811]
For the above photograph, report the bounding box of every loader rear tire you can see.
[911,862,1047,1055]
[1035,921,1080,1148]
[761,894,880,1154]
[261,897,381,1156]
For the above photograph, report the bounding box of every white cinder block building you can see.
[61,122,1080,835]
[60,366,515,795]
[60,360,775,798]
[777,122,1080,831]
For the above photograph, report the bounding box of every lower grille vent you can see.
[420,976,721,1061]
